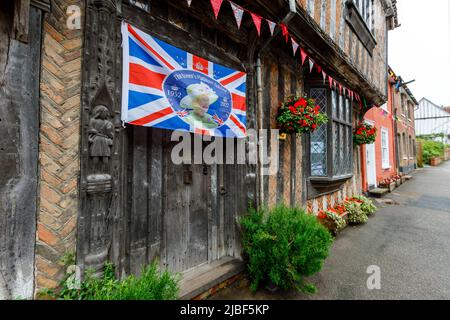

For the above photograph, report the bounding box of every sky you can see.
[388,0,450,106]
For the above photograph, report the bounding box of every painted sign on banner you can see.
[121,22,247,137]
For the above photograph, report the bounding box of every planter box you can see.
[401,177,407,184]
[319,213,348,236]
[430,157,442,167]
[379,182,396,192]
[395,179,401,187]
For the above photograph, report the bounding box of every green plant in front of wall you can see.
[344,200,368,224]
[419,138,445,164]
[240,205,333,293]
[41,261,180,300]
[353,122,377,146]
[350,195,377,216]
[276,96,328,134]
[317,208,347,235]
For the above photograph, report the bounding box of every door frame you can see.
[365,120,377,189]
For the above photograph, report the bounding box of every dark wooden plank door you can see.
[163,138,210,273]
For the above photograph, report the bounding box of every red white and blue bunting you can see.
[185,0,370,109]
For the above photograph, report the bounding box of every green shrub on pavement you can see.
[419,138,445,164]
[345,201,368,224]
[240,205,333,293]
[42,261,179,300]
[352,195,377,216]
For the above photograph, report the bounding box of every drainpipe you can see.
[256,0,296,208]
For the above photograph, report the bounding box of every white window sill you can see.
[382,165,391,170]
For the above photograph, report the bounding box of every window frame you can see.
[381,127,390,169]
[345,0,376,54]
[355,0,373,31]
[305,80,354,199]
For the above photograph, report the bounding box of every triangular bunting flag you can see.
[322,71,327,84]
[300,48,307,65]
[343,87,347,97]
[338,83,343,95]
[210,0,223,19]
[328,75,333,89]
[266,19,276,36]
[280,23,289,42]
[187,0,192,7]
[250,12,262,36]
[308,58,314,73]
[291,38,299,56]
[316,66,322,74]
[229,1,244,29]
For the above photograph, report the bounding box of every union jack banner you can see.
[121,22,247,138]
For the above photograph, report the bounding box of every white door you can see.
[366,143,377,189]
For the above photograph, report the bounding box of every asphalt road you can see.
[212,161,450,300]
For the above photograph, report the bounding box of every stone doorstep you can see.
[368,188,389,198]
[179,257,245,300]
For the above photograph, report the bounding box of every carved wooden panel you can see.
[78,0,123,275]
[78,0,258,277]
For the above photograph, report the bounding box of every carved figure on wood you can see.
[88,105,114,171]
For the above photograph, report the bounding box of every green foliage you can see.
[277,96,329,134]
[344,201,368,224]
[317,209,347,235]
[352,196,377,216]
[419,138,445,164]
[417,133,445,141]
[240,205,333,293]
[43,261,179,300]
[59,251,75,266]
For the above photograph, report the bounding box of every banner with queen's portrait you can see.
[121,22,247,138]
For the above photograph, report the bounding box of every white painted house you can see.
[415,98,450,145]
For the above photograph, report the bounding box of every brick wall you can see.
[35,0,84,294]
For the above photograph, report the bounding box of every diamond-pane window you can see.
[310,88,328,176]
[309,87,353,180]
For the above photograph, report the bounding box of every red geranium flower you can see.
[294,98,308,108]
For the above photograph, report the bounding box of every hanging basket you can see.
[353,122,377,146]
[276,96,328,135]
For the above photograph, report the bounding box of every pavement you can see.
[211,161,450,300]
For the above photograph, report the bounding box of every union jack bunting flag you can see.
[121,22,247,138]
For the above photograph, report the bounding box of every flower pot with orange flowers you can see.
[353,122,377,146]
[317,208,347,236]
[276,96,328,135]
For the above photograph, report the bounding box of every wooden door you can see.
[163,139,211,272]
[163,154,211,272]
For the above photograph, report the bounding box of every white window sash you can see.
[381,129,390,169]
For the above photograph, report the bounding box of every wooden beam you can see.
[287,9,386,105]
[13,0,30,43]
[31,0,51,12]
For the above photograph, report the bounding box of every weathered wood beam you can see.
[13,0,30,43]
[288,9,386,105]
[30,0,51,12]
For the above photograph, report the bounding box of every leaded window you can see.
[310,88,328,176]
[309,86,353,181]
